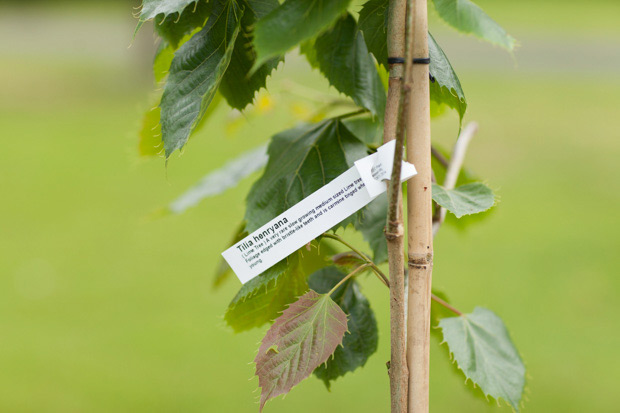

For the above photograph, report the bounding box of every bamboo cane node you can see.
[408,253,433,267]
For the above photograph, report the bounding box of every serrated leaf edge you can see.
[438,310,526,412]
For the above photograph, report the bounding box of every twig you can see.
[322,233,371,261]
[432,122,478,237]
[430,293,462,316]
[331,241,464,318]
[327,234,464,318]
[321,233,389,288]
[335,109,370,120]
[368,264,390,288]
[328,263,371,296]
[431,146,449,168]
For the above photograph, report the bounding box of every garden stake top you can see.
[134,0,526,411]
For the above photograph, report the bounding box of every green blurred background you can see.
[1,0,619,411]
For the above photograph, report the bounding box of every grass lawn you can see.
[0,1,618,411]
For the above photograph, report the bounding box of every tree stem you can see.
[406,0,433,411]
[385,0,409,411]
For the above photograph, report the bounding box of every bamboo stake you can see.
[384,0,410,411]
[406,0,433,411]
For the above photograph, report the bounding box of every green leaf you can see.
[305,14,386,119]
[224,242,334,331]
[431,0,516,51]
[152,4,207,85]
[139,92,222,158]
[244,119,368,232]
[138,103,164,157]
[160,0,241,158]
[255,289,348,411]
[225,255,308,332]
[244,117,386,260]
[358,0,389,66]
[153,0,211,49]
[253,0,352,67]
[138,0,199,21]
[432,183,494,218]
[299,40,318,68]
[429,33,467,123]
[342,115,382,145]
[308,267,378,388]
[136,0,200,34]
[439,307,526,410]
[431,148,496,229]
[299,241,340,275]
[153,42,175,84]
[219,0,282,110]
[331,252,366,272]
[169,144,268,214]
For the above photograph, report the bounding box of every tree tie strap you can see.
[387,57,431,64]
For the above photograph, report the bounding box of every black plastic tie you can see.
[387,57,406,64]
[387,57,431,65]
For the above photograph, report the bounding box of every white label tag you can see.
[354,140,417,198]
[222,141,417,284]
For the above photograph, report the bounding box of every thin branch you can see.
[328,234,464,317]
[431,293,462,316]
[331,251,365,266]
[328,263,371,296]
[431,146,449,168]
[432,122,479,237]
[322,233,389,288]
[369,264,390,288]
[306,99,361,121]
[322,233,371,261]
[335,108,370,120]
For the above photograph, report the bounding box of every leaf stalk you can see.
[327,263,372,296]
[322,233,389,287]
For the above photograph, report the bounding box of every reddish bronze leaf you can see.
[254,290,348,411]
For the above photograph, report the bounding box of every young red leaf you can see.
[254,290,348,411]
